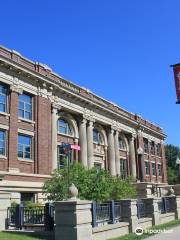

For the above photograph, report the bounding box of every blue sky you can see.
[0,0,179,146]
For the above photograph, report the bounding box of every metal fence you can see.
[158,197,171,214]
[7,203,54,230]
[92,200,122,227]
[137,199,146,219]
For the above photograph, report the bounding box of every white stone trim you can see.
[0,124,9,130]
[18,128,34,136]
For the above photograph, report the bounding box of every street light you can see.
[176,156,180,181]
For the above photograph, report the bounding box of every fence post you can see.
[110,200,115,224]
[45,202,54,231]
[120,199,138,233]
[92,201,97,228]
[151,198,161,226]
[175,196,180,219]
[15,204,23,230]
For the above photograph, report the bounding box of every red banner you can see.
[173,65,180,103]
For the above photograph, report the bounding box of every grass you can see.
[0,231,50,240]
[109,219,180,240]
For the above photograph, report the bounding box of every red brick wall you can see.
[36,96,52,175]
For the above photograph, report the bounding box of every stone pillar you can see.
[129,135,137,180]
[8,85,23,172]
[121,199,138,233]
[87,120,94,168]
[114,130,120,176]
[55,200,92,240]
[0,192,11,230]
[79,118,88,167]
[175,196,180,219]
[107,128,116,176]
[52,105,59,171]
[151,198,161,225]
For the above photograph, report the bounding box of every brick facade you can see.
[0,45,168,202]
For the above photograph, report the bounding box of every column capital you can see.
[10,84,23,94]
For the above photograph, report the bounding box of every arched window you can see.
[119,137,127,150]
[58,118,72,135]
[93,129,104,145]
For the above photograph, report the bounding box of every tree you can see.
[43,163,136,202]
[165,144,180,184]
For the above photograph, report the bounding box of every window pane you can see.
[18,151,23,158]
[0,148,5,155]
[0,103,5,112]
[25,111,31,120]
[0,131,5,140]
[24,152,30,159]
[18,101,24,110]
[19,94,31,103]
[25,103,32,112]
[18,109,24,118]
[59,126,66,134]
[18,144,23,152]
[0,95,6,103]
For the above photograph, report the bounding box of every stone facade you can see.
[0,45,167,202]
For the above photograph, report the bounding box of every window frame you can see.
[57,144,72,169]
[0,82,8,113]
[151,162,156,176]
[145,161,150,175]
[0,129,6,156]
[57,118,73,136]
[143,138,149,154]
[18,92,33,121]
[120,158,127,179]
[157,163,162,176]
[118,137,127,151]
[93,129,104,145]
[18,134,32,160]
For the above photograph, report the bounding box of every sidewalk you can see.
[146,226,180,240]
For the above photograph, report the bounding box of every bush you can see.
[43,163,136,202]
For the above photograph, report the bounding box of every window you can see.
[18,93,32,120]
[151,162,156,176]
[93,129,104,145]
[58,119,72,135]
[119,137,126,150]
[150,141,155,155]
[21,193,34,203]
[0,83,7,112]
[157,164,162,176]
[156,144,161,157]
[0,130,6,155]
[57,144,72,169]
[18,134,32,159]
[94,163,101,173]
[120,159,127,179]
[143,138,149,154]
[145,161,150,175]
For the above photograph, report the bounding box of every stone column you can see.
[143,197,160,225]
[175,196,180,219]
[79,118,88,167]
[52,104,59,171]
[107,128,116,176]
[55,200,92,240]
[129,135,137,180]
[0,192,11,230]
[121,199,138,233]
[87,120,94,168]
[114,130,120,176]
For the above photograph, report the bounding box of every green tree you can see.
[43,163,136,202]
[165,144,180,184]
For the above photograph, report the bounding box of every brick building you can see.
[0,45,167,203]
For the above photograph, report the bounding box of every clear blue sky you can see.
[0,0,179,146]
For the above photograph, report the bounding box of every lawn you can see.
[0,231,51,240]
[110,219,180,240]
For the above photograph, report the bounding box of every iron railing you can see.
[7,203,54,230]
[158,197,171,214]
[92,200,122,227]
[137,199,146,219]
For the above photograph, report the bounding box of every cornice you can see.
[0,45,164,136]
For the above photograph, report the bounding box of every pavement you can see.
[145,226,180,240]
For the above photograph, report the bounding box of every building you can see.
[0,45,167,203]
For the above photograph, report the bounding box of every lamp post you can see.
[176,156,180,182]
